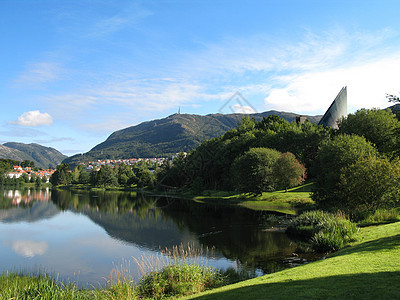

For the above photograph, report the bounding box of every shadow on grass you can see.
[333,234,400,257]
[193,271,400,300]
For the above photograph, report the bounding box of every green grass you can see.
[184,221,400,299]
[193,183,315,215]
[358,208,400,227]
[137,264,224,299]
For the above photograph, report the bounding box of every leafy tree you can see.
[35,176,42,187]
[272,152,306,192]
[50,164,72,186]
[21,160,34,168]
[339,156,400,218]
[71,165,84,184]
[136,167,155,189]
[117,164,136,186]
[96,165,118,187]
[230,147,281,195]
[29,174,36,183]
[338,108,400,156]
[21,173,30,183]
[311,134,378,209]
[78,170,90,184]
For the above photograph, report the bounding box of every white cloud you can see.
[231,104,257,114]
[16,110,53,127]
[36,27,400,135]
[264,55,400,114]
[12,240,48,258]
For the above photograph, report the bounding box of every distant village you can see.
[81,157,169,172]
[6,157,173,181]
[6,166,55,182]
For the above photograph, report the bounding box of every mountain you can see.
[0,142,67,169]
[63,110,322,165]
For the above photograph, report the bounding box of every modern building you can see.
[318,86,348,129]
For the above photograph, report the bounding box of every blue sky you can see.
[2,0,400,156]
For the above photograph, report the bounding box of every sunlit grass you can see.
[184,221,400,299]
[193,183,315,214]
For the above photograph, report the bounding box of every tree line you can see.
[49,160,157,189]
[47,106,400,219]
[156,107,400,219]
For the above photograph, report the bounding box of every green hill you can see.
[1,142,67,169]
[63,111,321,165]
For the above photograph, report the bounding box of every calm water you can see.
[0,187,308,287]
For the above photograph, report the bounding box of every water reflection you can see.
[0,188,308,286]
[11,240,48,258]
[50,189,301,274]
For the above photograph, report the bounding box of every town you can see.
[5,157,171,182]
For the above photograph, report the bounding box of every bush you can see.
[286,211,358,252]
[339,156,400,219]
[311,134,378,210]
[136,264,224,299]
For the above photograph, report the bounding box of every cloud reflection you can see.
[12,240,48,258]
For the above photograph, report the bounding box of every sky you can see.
[2,0,400,156]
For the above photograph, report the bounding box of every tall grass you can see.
[358,209,400,226]
[286,210,358,252]
[108,243,225,299]
[0,244,240,299]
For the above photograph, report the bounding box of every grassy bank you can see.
[192,182,315,214]
[186,221,400,299]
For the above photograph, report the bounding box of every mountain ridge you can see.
[0,142,67,169]
[63,110,322,165]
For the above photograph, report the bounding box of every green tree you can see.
[230,147,281,195]
[49,164,72,186]
[96,165,118,187]
[137,167,155,189]
[21,160,35,168]
[339,156,400,218]
[272,152,306,192]
[71,165,83,184]
[35,176,42,187]
[20,173,30,183]
[78,170,90,184]
[29,174,36,183]
[117,164,136,186]
[338,108,400,157]
[311,134,378,209]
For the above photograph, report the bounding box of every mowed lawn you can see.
[186,221,400,300]
[194,182,315,215]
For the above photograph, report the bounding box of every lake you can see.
[0,187,311,288]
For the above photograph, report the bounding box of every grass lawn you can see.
[194,182,315,215]
[185,221,400,299]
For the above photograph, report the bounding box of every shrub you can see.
[286,210,358,253]
[136,263,224,299]
[339,156,400,219]
[311,134,378,210]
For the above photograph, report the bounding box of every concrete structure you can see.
[318,86,347,129]
[296,116,308,125]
